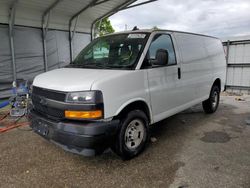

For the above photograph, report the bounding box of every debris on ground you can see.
[222,91,242,96]
[150,137,157,143]
[214,166,220,171]
[181,119,186,124]
[246,118,250,125]
[178,184,189,188]
[235,97,245,101]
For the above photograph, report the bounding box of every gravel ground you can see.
[0,95,250,188]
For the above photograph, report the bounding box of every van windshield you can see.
[68,33,149,70]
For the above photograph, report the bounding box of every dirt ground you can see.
[0,95,250,188]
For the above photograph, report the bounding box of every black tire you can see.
[202,85,220,114]
[112,110,149,160]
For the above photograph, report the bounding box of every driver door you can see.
[145,33,182,123]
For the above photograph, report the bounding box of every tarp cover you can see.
[0,24,90,98]
[0,0,136,98]
[0,0,135,33]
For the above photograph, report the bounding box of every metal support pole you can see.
[42,12,50,72]
[226,40,230,65]
[97,18,103,37]
[69,21,73,63]
[225,40,230,90]
[8,0,18,82]
[72,15,79,40]
[69,0,99,62]
[69,16,79,62]
[42,0,62,72]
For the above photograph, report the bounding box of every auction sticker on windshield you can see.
[128,34,146,39]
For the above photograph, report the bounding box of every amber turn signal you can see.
[65,110,102,119]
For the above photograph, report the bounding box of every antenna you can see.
[132,26,139,31]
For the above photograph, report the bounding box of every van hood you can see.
[33,68,128,92]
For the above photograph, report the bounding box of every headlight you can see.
[65,91,103,104]
[65,91,103,120]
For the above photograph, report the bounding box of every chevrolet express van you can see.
[29,29,226,159]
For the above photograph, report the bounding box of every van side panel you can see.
[173,33,213,101]
[173,33,226,101]
[204,38,227,91]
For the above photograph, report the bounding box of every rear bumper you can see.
[29,111,120,156]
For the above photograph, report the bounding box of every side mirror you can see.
[152,49,169,66]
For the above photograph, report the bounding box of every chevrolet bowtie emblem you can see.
[39,96,47,105]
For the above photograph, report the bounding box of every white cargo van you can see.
[29,29,226,159]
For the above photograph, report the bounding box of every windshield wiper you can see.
[66,64,82,68]
[67,63,130,69]
[69,63,106,69]
[84,63,105,68]
[104,64,132,69]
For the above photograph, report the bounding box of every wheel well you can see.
[115,101,151,123]
[213,78,221,91]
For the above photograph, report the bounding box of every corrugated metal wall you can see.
[223,38,250,94]
[0,24,90,98]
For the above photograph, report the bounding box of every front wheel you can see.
[112,110,149,160]
[202,85,220,114]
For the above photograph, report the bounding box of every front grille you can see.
[32,93,65,119]
[32,86,66,102]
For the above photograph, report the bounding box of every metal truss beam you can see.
[119,0,158,11]
[69,0,99,62]
[90,0,136,40]
[42,0,63,72]
[9,0,18,82]
[68,0,119,62]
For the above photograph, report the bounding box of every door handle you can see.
[178,67,181,79]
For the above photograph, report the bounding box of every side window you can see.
[148,34,176,65]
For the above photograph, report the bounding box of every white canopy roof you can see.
[0,0,137,33]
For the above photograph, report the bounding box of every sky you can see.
[110,0,250,38]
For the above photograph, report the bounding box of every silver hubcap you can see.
[212,91,218,109]
[124,119,145,150]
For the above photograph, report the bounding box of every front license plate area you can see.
[33,120,50,137]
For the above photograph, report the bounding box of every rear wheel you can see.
[202,85,220,113]
[112,110,149,160]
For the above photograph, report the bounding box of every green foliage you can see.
[152,26,159,30]
[95,18,115,37]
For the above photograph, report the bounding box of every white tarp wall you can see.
[223,36,250,94]
[0,24,90,98]
[0,0,137,98]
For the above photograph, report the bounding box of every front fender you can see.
[114,98,153,124]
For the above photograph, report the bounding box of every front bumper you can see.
[29,111,120,156]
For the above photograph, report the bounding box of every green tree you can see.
[152,26,159,30]
[95,18,115,37]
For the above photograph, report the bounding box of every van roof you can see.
[104,29,219,40]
